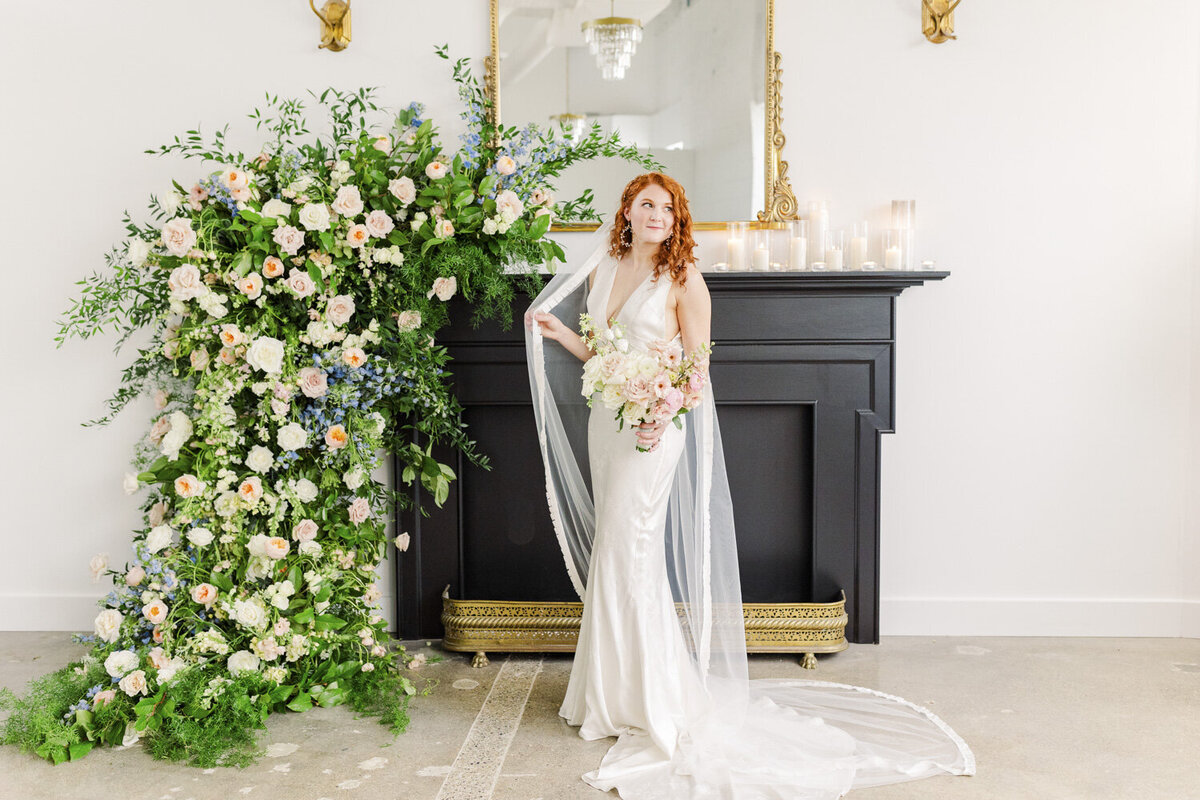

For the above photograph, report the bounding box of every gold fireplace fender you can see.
[440,587,849,669]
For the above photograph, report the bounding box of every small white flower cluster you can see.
[372,245,404,266]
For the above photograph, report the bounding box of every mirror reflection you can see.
[498,0,766,223]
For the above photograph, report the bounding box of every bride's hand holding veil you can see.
[524,309,591,362]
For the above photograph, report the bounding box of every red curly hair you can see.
[607,172,697,287]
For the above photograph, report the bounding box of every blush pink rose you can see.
[388,176,416,205]
[162,217,197,257]
[263,537,290,560]
[149,416,171,445]
[231,186,251,202]
[285,269,316,298]
[364,209,394,238]
[148,647,169,670]
[326,295,355,326]
[238,477,264,504]
[92,689,117,708]
[238,273,263,299]
[396,310,421,332]
[426,276,457,301]
[664,388,685,414]
[219,347,238,365]
[221,169,249,190]
[333,185,364,218]
[297,367,328,398]
[292,518,319,542]
[347,497,371,525]
[125,566,145,586]
[495,155,516,175]
[168,263,205,300]
[272,225,304,255]
[191,583,218,606]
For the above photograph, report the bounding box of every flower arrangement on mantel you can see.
[0,46,660,767]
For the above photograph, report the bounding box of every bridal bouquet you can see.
[578,313,712,451]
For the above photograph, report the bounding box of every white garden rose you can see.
[227,650,261,674]
[161,217,197,256]
[157,657,187,684]
[496,190,524,223]
[146,524,175,554]
[104,650,139,677]
[277,422,309,451]
[396,310,421,332]
[213,491,240,518]
[245,336,285,374]
[232,598,268,630]
[333,185,364,218]
[261,198,292,219]
[306,319,336,346]
[93,609,123,643]
[343,467,366,490]
[326,295,356,326]
[388,176,416,204]
[297,202,331,231]
[245,445,275,474]
[167,264,205,301]
[160,411,193,461]
[187,526,214,547]
[123,471,139,495]
[395,532,411,552]
[119,669,149,697]
[294,477,319,503]
[89,553,109,582]
[126,237,151,267]
[426,276,457,301]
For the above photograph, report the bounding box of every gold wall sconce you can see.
[310,0,351,51]
[921,0,960,43]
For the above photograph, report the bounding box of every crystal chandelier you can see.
[581,2,643,81]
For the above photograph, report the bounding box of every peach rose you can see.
[347,497,371,525]
[345,224,369,249]
[292,518,319,542]
[263,255,285,278]
[189,348,209,371]
[238,476,263,504]
[174,473,204,498]
[425,161,448,180]
[189,184,209,205]
[125,566,145,586]
[142,600,169,625]
[342,347,366,368]
[219,324,245,347]
[219,347,238,365]
[495,155,516,175]
[238,272,263,300]
[222,169,249,190]
[297,366,328,398]
[191,582,218,606]
[263,537,290,560]
[92,689,117,708]
[364,209,394,238]
[231,186,251,202]
[435,218,454,239]
[162,217,197,257]
[148,646,170,670]
[325,424,349,449]
[147,500,168,527]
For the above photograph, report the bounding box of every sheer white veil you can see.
[523,221,975,795]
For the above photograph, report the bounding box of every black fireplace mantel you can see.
[395,270,948,645]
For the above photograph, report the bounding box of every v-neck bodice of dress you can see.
[586,254,682,351]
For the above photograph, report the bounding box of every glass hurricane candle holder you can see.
[850,221,869,270]
[823,229,845,272]
[726,221,749,271]
[751,229,771,271]
[786,219,808,271]
[883,229,904,270]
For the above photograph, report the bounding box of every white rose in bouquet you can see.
[294,477,319,503]
[126,237,151,267]
[245,445,275,474]
[161,217,196,256]
[160,410,193,461]
[298,202,331,231]
[277,422,309,452]
[245,336,285,374]
[187,527,214,547]
[388,176,416,205]
[232,598,268,630]
[104,650,139,677]
[261,198,292,219]
[119,669,149,697]
[227,650,261,675]
[326,295,356,326]
[93,609,123,643]
[146,525,175,553]
[168,264,205,301]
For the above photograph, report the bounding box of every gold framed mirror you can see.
[485,0,796,230]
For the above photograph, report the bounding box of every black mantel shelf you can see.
[395,269,949,646]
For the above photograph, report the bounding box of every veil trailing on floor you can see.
[524,222,975,797]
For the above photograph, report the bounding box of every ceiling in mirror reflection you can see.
[499,0,766,223]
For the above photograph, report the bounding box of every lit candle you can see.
[752,245,770,271]
[789,237,807,270]
[824,246,843,271]
[849,235,867,270]
[884,245,902,270]
[728,238,745,270]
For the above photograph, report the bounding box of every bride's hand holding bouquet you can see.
[577,313,712,452]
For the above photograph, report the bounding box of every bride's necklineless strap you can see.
[604,257,658,327]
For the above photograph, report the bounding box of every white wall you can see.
[2,1,1198,637]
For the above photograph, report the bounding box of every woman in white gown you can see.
[525,173,975,799]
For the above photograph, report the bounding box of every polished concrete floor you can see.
[1,633,1197,800]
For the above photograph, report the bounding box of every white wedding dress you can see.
[527,236,975,800]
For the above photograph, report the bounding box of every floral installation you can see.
[578,313,712,452]
[0,47,659,767]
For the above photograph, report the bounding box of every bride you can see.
[523,173,975,798]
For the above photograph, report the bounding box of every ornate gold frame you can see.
[442,587,848,669]
[483,0,798,228]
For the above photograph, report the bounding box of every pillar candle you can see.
[849,236,867,270]
[825,247,843,271]
[752,245,770,271]
[728,238,745,270]
[884,246,902,270]
[789,237,807,270]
